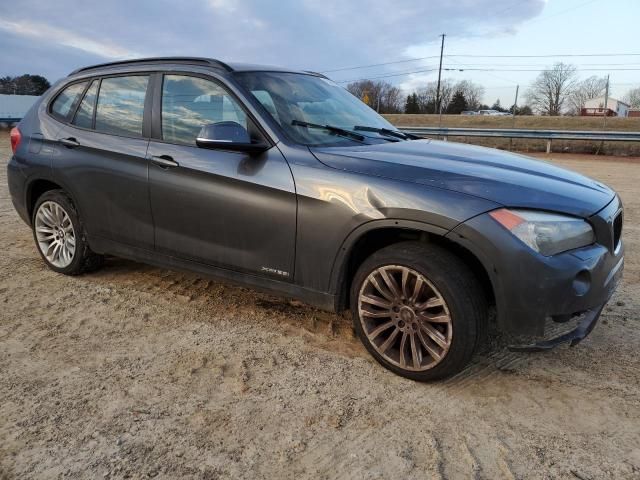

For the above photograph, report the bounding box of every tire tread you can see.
[351,241,488,381]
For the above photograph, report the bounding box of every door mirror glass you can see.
[198,121,251,143]
[196,121,268,153]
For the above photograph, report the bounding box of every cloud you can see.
[0,19,142,59]
[0,0,545,83]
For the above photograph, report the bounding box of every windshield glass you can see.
[234,71,397,146]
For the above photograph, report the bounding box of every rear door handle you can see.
[59,137,80,148]
[150,155,179,169]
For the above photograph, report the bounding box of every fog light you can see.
[572,270,591,296]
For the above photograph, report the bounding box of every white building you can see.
[0,94,40,123]
[582,96,630,117]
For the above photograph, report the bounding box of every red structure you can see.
[580,107,617,116]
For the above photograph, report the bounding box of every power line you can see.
[441,61,640,67]
[481,82,637,89]
[445,55,519,86]
[321,0,606,76]
[442,67,640,72]
[336,68,438,84]
[322,52,640,75]
[321,55,440,73]
[446,53,640,58]
[335,66,640,84]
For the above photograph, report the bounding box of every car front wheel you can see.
[351,241,487,381]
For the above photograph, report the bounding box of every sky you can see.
[1,0,639,106]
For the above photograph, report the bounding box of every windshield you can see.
[234,71,397,146]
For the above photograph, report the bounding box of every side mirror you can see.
[196,122,269,154]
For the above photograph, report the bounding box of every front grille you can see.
[613,210,623,251]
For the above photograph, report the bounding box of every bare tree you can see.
[414,79,455,113]
[453,80,485,111]
[346,80,403,113]
[568,76,607,115]
[525,63,578,115]
[383,85,404,113]
[623,86,640,108]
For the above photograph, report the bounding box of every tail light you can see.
[10,127,22,154]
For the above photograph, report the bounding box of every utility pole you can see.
[509,85,519,151]
[434,34,446,114]
[597,74,610,155]
[602,74,610,129]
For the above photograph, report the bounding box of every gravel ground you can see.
[1,132,639,479]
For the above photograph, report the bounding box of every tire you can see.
[350,241,487,381]
[32,189,104,275]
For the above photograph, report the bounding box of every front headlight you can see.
[489,209,595,256]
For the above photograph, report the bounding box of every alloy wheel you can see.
[358,265,453,371]
[34,201,76,268]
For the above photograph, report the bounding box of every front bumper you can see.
[508,305,604,352]
[446,195,624,337]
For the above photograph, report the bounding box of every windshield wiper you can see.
[291,119,366,142]
[353,125,419,141]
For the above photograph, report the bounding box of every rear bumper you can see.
[7,155,30,225]
[446,197,624,337]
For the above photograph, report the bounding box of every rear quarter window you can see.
[50,82,88,121]
[72,79,99,129]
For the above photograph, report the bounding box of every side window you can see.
[50,82,88,120]
[95,76,149,137]
[161,74,248,145]
[72,79,99,129]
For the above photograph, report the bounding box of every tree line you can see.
[526,62,639,115]
[0,75,51,96]
[347,62,640,115]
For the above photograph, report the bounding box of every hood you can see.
[311,139,614,218]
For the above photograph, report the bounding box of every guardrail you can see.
[398,126,640,153]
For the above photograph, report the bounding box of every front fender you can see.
[327,218,449,297]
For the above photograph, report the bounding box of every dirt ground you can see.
[0,131,639,479]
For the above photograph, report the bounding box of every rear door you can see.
[146,73,297,278]
[54,74,154,250]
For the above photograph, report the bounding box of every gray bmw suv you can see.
[7,57,624,381]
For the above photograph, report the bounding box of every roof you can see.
[68,56,322,77]
[584,96,630,107]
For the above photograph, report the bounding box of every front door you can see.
[147,73,296,279]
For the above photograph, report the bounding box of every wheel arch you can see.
[330,220,497,314]
[26,178,65,222]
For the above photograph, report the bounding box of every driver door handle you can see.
[150,155,179,169]
[59,137,80,148]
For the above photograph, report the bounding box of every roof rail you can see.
[303,70,329,79]
[69,57,233,76]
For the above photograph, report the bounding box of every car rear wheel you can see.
[351,241,487,381]
[32,190,103,275]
